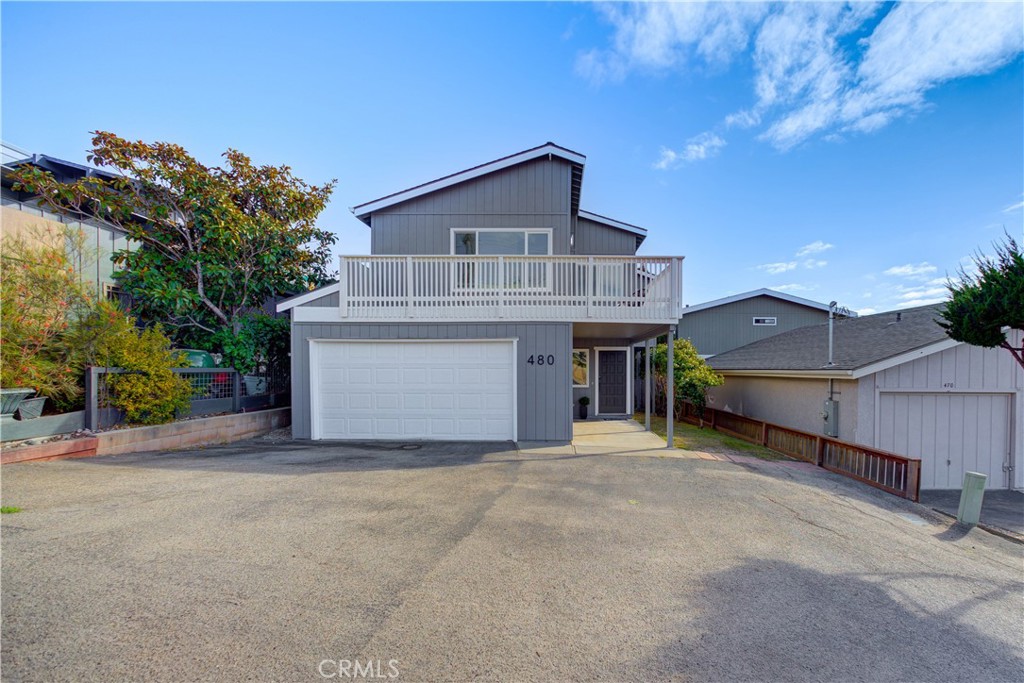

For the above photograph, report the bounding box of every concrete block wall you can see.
[1,408,290,464]
[96,408,290,456]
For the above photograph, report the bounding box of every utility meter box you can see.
[823,399,839,437]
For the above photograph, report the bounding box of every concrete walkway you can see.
[518,418,669,456]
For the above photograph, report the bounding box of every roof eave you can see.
[577,209,648,237]
[715,368,855,379]
[682,288,838,316]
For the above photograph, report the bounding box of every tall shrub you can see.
[107,326,192,425]
[0,225,91,407]
[651,338,724,423]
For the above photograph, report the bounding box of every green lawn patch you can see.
[635,413,788,461]
[1,506,23,514]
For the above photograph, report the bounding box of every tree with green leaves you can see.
[651,338,724,423]
[10,131,337,337]
[939,234,1023,369]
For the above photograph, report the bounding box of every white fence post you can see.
[497,256,505,318]
[587,256,594,318]
[405,256,414,318]
[339,256,348,318]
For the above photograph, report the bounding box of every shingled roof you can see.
[708,303,949,373]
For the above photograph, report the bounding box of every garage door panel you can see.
[314,341,514,441]
[879,392,1009,490]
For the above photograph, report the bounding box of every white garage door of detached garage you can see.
[878,392,1012,490]
[310,340,516,441]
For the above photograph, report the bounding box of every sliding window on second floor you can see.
[451,229,552,256]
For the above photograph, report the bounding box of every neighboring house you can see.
[679,288,835,357]
[706,304,1023,491]
[277,143,684,442]
[1,141,134,304]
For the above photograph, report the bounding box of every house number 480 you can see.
[527,354,556,366]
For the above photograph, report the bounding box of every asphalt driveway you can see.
[2,436,1022,682]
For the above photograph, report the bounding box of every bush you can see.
[107,325,192,425]
[0,225,91,408]
[650,339,724,422]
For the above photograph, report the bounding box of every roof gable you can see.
[352,142,585,224]
[683,288,833,315]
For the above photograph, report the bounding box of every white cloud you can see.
[756,261,797,274]
[796,240,834,256]
[803,259,828,269]
[580,2,1024,150]
[856,307,877,316]
[774,283,816,293]
[897,287,947,300]
[654,132,727,169]
[1004,200,1024,213]
[897,296,947,308]
[884,262,938,278]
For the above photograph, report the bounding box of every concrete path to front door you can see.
[517,419,669,456]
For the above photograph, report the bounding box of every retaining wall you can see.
[1,408,290,464]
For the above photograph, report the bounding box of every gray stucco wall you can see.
[369,157,572,256]
[574,217,638,255]
[679,296,829,356]
[290,321,572,442]
[707,376,859,442]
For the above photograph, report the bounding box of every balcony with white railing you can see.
[331,255,684,323]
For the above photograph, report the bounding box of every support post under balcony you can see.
[666,324,675,449]
[645,338,651,432]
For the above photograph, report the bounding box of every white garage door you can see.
[878,393,1011,490]
[311,340,515,441]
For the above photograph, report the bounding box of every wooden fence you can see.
[681,403,922,502]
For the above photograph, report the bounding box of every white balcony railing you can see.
[336,255,683,322]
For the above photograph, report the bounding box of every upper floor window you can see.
[451,229,551,256]
[753,316,777,326]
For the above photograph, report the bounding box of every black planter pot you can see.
[579,403,588,420]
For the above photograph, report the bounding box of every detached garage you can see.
[311,340,516,441]
[707,305,1023,491]
[877,392,1012,490]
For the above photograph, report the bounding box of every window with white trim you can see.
[572,349,590,388]
[450,229,553,290]
[451,229,551,256]
[753,316,777,326]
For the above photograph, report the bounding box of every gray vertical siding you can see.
[290,321,572,442]
[679,296,829,356]
[299,291,339,307]
[369,157,572,255]
[854,331,1023,489]
[574,217,638,255]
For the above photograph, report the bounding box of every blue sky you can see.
[3,1,1022,313]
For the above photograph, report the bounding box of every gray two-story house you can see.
[277,143,684,443]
